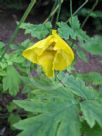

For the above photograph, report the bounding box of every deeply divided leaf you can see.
[14,87,81,136]
[20,22,52,39]
[3,65,20,96]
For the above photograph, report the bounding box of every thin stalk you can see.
[44,0,63,23]
[44,4,59,23]
[81,0,99,28]
[73,0,88,16]
[66,0,88,23]
[70,0,72,25]
[8,0,36,45]
[45,0,57,23]
[56,0,62,23]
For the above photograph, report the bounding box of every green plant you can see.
[10,16,102,136]
[0,0,102,136]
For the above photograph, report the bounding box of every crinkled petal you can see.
[37,50,56,78]
[53,32,74,60]
[53,50,74,70]
[22,29,74,78]
[22,35,53,63]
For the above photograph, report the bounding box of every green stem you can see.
[70,0,72,25]
[66,0,88,23]
[81,0,99,28]
[44,0,63,23]
[56,0,62,23]
[73,0,88,16]
[44,4,59,23]
[45,0,57,24]
[8,0,36,45]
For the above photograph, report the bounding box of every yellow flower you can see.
[22,30,74,78]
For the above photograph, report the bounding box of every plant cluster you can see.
[0,0,102,136]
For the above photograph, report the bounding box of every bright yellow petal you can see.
[22,29,74,78]
[53,50,74,70]
[52,31,74,60]
[22,35,53,63]
[22,49,38,63]
[37,50,56,78]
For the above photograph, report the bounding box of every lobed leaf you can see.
[20,22,52,39]
[80,100,102,127]
[57,73,97,100]
[14,86,81,136]
[3,65,20,96]
[58,16,89,42]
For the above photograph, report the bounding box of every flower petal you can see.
[53,32,74,60]
[53,50,74,70]
[22,35,53,63]
[37,50,56,78]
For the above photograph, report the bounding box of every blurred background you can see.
[0,0,102,43]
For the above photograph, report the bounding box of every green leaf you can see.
[82,123,102,136]
[77,72,102,85]
[0,41,5,48]
[0,41,5,57]
[76,29,89,42]
[69,16,80,30]
[21,39,33,49]
[80,8,102,18]
[20,22,52,39]
[58,22,76,40]
[8,113,21,125]
[3,65,20,96]
[69,16,89,41]
[80,100,102,128]
[58,17,89,42]
[13,87,81,136]
[8,53,24,64]
[7,102,17,112]
[77,48,88,62]
[58,73,97,100]
[81,36,102,55]
[0,68,6,76]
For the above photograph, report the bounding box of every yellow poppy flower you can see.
[22,30,74,78]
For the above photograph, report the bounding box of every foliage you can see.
[14,86,80,136]
[82,124,102,136]
[81,36,102,56]
[20,22,52,39]
[58,16,89,42]
[80,8,102,18]
[57,16,90,62]
[3,65,20,96]
[13,74,102,136]
[76,72,102,85]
